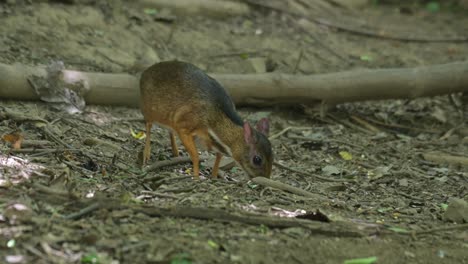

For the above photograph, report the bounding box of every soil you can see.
[1,1,468,264]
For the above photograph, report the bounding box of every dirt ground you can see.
[1,0,468,263]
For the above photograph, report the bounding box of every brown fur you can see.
[140,60,272,179]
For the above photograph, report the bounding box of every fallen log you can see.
[0,61,467,107]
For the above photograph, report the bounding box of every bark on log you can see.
[0,61,468,107]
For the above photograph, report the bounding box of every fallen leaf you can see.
[207,239,219,249]
[360,55,373,62]
[144,8,158,15]
[322,165,341,176]
[344,256,377,264]
[130,128,146,140]
[2,132,24,150]
[339,151,353,161]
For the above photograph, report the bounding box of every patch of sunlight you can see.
[0,154,45,186]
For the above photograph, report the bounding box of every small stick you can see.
[144,156,192,172]
[41,126,73,148]
[83,137,121,151]
[327,114,373,135]
[132,205,365,237]
[439,123,464,140]
[293,49,304,74]
[64,202,101,220]
[362,116,440,134]
[269,126,314,140]
[32,183,73,197]
[274,161,352,182]
[1,107,49,124]
[287,135,366,150]
[9,148,81,154]
[138,191,178,199]
[349,115,381,133]
[21,140,53,148]
[422,151,468,166]
[251,177,322,199]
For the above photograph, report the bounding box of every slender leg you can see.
[143,122,152,165]
[178,133,200,179]
[170,132,179,157]
[211,152,222,178]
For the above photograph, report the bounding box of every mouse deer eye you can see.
[253,155,262,166]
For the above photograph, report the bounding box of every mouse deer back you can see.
[140,61,273,179]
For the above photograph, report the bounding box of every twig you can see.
[83,137,121,151]
[293,49,304,74]
[133,205,365,237]
[9,148,81,154]
[287,135,366,150]
[274,161,352,182]
[448,94,464,120]
[63,202,101,220]
[144,156,192,172]
[360,116,441,134]
[439,123,464,140]
[158,186,196,193]
[327,114,373,135]
[251,177,322,199]
[138,191,178,199]
[422,151,468,166]
[21,140,53,148]
[144,174,192,184]
[1,107,49,124]
[269,126,314,140]
[32,183,74,197]
[349,115,381,133]
[41,126,73,148]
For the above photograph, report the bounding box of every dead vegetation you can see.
[0,0,467,264]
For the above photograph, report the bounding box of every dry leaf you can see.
[2,132,24,150]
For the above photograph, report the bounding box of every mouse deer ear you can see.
[243,122,255,144]
[256,118,270,136]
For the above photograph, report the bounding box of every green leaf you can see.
[440,203,448,210]
[81,253,99,264]
[171,253,191,264]
[360,55,373,62]
[388,226,409,233]
[377,207,391,213]
[247,183,258,189]
[239,53,249,60]
[7,239,15,248]
[339,151,353,161]
[144,8,158,15]
[426,2,440,12]
[258,224,269,234]
[207,239,219,249]
[344,256,377,264]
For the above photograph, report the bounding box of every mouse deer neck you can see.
[207,117,246,160]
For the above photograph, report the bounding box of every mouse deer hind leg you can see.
[211,152,223,178]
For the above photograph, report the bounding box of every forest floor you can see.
[0,1,467,263]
